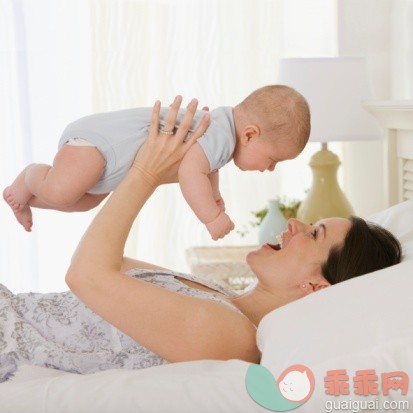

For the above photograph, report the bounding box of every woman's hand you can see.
[132,96,210,185]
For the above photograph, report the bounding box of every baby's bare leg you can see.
[29,192,108,212]
[25,145,105,207]
[1,196,33,231]
[3,145,105,231]
[3,165,35,208]
[3,165,38,231]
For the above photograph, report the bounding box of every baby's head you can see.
[232,85,310,172]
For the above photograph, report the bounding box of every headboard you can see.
[364,101,413,206]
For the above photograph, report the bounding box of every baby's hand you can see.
[206,211,235,240]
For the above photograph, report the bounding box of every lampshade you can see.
[278,57,381,142]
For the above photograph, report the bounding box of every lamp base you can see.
[297,145,354,224]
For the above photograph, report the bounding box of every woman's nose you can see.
[287,218,309,234]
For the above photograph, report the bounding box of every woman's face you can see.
[247,217,352,293]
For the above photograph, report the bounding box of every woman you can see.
[0,97,401,381]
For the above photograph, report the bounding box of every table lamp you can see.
[277,57,381,223]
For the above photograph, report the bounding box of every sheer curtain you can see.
[0,0,94,292]
[0,0,337,292]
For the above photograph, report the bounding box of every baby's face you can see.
[233,136,299,172]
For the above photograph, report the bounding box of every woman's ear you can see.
[301,271,331,296]
[240,124,260,145]
[309,281,330,292]
[308,274,331,294]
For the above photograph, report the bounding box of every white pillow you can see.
[367,199,413,260]
[257,199,413,411]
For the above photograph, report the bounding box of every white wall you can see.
[337,0,394,217]
[391,0,413,99]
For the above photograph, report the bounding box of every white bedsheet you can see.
[1,360,261,413]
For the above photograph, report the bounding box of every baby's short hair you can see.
[238,85,311,151]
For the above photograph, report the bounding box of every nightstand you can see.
[185,245,257,291]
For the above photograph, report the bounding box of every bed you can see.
[1,102,413,412]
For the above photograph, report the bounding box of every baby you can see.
[3,85,310,239]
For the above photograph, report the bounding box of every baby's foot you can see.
[3,187,33,231]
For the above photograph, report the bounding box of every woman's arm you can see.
[66,97,259,364]
[120,256,167,273]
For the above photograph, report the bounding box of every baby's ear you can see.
[242,124,260,143]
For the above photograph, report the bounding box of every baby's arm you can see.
[179,143,234,240]
[209,170,225,211]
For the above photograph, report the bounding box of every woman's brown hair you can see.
[322,216,402,285]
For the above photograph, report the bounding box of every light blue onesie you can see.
[58,107,236,194]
